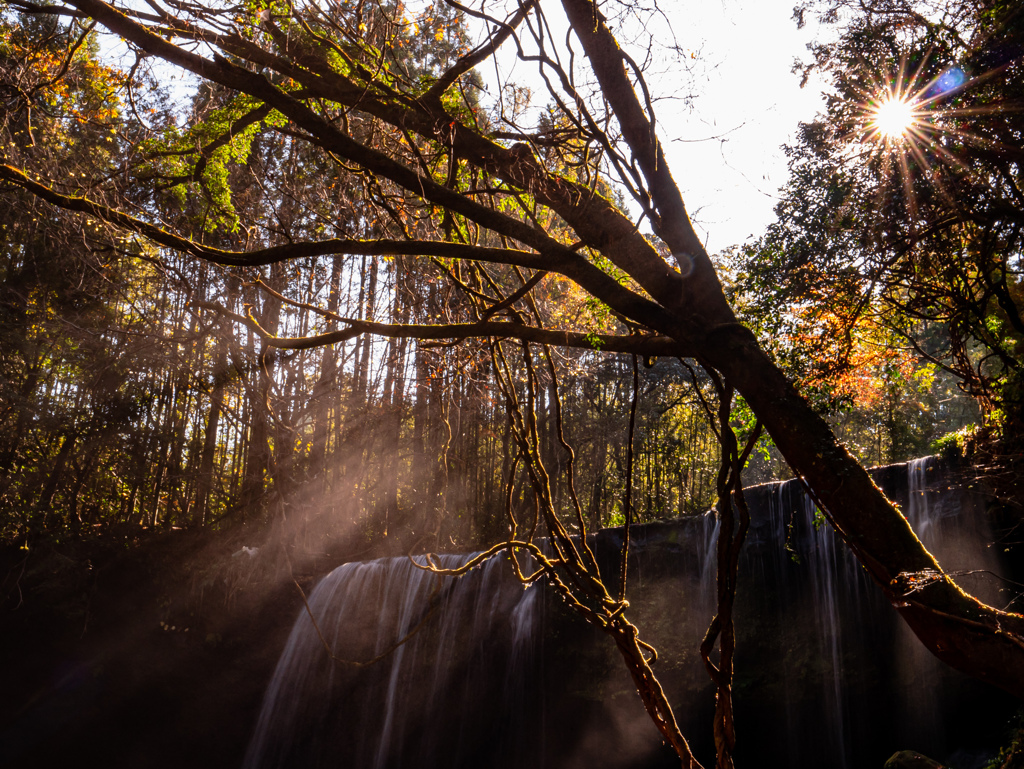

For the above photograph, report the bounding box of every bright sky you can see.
[642,1,828,254]
[659,0,827,255]
[479,0,831,255]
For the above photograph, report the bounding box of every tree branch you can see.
[206,298,689,355]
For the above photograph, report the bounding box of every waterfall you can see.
[895,456,1007,753]
[741,476,881,769]
[243,553,543,769]
[733,457,1006,768]
[245,459,1009,769]
[905,456,1003,604]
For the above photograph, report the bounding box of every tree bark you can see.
[193,324,228,528]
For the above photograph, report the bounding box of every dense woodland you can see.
[0,6,754,548]
[0,1,995,550]
[0,0,1022,765]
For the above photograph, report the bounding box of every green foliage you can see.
[983,710,1024,769]
[931,425,977,463]
[731,395,774,465]
[139,93,272,233]
[732,0,1022,462]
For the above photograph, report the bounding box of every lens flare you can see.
[846,53,1008,231]
[934,67,965,96]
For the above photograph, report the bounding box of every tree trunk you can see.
[559,0,1024,696]
[34,431,77,528]
[705,326,1024,693]
[193,325,228,528]
[240,267,283,522]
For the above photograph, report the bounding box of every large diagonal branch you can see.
[561,0,1024,696]
[158,8,678,298]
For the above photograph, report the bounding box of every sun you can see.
[849,57,994,236]
[871,97,917,139]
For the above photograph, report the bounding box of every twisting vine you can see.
[414,335,703,768]
[690,362,762,769]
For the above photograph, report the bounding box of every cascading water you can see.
[732,457,1008,768]
[243,553,544,769]
[245,459,1011,769]
[904,456,1003,605]
[737,475,885,769]
[894,456,1007,754]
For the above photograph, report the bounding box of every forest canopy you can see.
[1,0,1023,763]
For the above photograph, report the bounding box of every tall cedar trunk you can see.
[193,322,228,528]
[411,344,430,538]
[309,255,344,503]
[147,381,174,527]
[240,265,283,521]
[380,259,409,528]
[356,258,380,512]
[0,364,41,486]
[195,271,240,527]
[357,257,377,401]
[351,257,369,408]
[34,431,76,527]
[334,257,369,517]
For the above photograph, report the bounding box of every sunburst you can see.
[850,52,1008,231]
[870,97,919,140]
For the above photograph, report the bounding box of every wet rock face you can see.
[3,457,1014,769]
[245,457,1014,769]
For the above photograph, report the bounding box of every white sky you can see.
[651,1,828,254]
[481,0,830,255]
